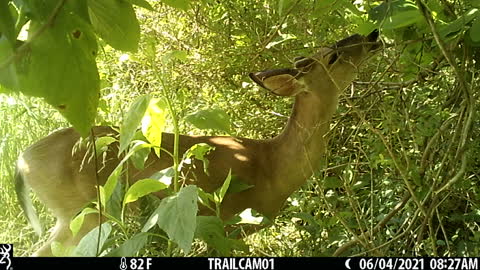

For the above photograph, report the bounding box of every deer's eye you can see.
[328,52,339,65]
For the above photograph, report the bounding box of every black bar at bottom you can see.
[9,257,480,270]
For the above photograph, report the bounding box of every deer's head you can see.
[250,30,380,97]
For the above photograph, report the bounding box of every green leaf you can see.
[103,164,123,206]
[123,179,169,206]
[162,0,190,11]
[0,1,16,45]
[355,21,378,36]
[70,208,98,237]
[0,37,18,90]
[197,187,215,209]
[195,216,241,256]
[120,95,151,153]
[216,169,232,203]
[470,17,480,42]
[324,177,343,189]
[150,167,175,186]
[142,98,169,156]
[106,232,149,257]
[129,141,151,169]
[106,180,124,221]
[16,12,99,136]
[278,0,295,17]
[227,176,254,194]
[74,223,112,257]
[369,0,421,30]
[127,0,154,11]
[103,141,152,203]
[142,185,198,254]
[185,108,231,133]
[182,143,214,175]
[95,136,117,157]
[88,0,140,52]
[438,8,479,39]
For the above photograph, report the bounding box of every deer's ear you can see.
[249,69,304,96]
[262,74,304,96]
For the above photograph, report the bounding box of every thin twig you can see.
[333,192,411,256]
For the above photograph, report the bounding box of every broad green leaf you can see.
[51,241,76,257]
[185,108,231,133]
[324,177,343,189]
[103,163,123,206]
[470,17,480,42]
[106,180,125,221]
[127,0,154,11]
[142,98,169,156]
[106,232,149,257]
[123,179,168,206]
[142,185,198,254]
[88,0,140,52]
[195,216,240,256]
[162,0,190,11]
[74,223,112,257]
[438,8,479,39]
[15,12,99,136]
[119,95,151,153]
[369,0,421,30]
[70,208,98,237]
[355,21,378,36]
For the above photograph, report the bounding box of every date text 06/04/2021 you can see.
[358,258,478,270]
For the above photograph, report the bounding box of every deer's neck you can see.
[269,91,339,193]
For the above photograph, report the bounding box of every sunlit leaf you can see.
[88,0,140,52]
[142,98,169,156]
[123,179,168,206]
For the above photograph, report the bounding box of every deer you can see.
[14,30,379,256]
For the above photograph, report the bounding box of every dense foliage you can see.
[0,0,479,256]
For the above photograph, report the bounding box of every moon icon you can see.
[345,258,351,269]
